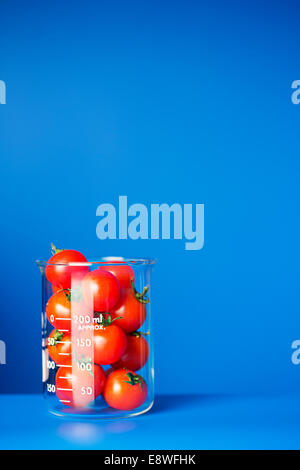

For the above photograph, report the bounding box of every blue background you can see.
[2,393,300,449]
[1,0,300,401]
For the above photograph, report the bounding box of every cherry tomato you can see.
[98,263,135,289]
[82,269,120,312]
[56,364,106,407]
[46,290,71,332]
[110,289,147,333]
[104,369,148,410]
[113,333,149,371]
[45,245,89,290]
[52,284,61,294]
[47,329,71,365]
[93,322,127,365]
[105,367,114,377]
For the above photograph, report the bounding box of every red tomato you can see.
[47,329,71,365]
[98,263,135,289]
[113,333,149,371]
[110,289,147,333]
[56,364,106,407]
[46,290,71,332]
[105,367,114,377]
[104,369,148,410]
[45,246,89,290]
[93,323,127,365]
[82,269,120,312]
[52,284,61,294]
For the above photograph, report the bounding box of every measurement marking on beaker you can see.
[57,388,73,391]
[59,376,71,380]
[56,318,71,321]
[56,341,70,344]
[56,364,72,368]
[58,352,71,355]
[59,329,69,332]
[60,399,71,403]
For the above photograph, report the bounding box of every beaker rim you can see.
[36,256,157,267]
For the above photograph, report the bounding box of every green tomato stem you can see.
[130,279,150,304]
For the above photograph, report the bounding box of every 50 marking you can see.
[47,382,94,397]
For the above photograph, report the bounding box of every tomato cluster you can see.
[45,245,149,411]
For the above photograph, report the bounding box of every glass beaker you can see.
[36,257,156,418]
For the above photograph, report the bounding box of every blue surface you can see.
[1,0,300,400]
[2,393,300,449]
